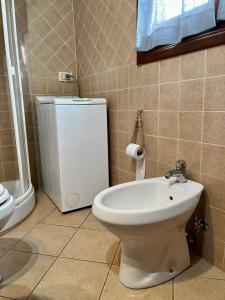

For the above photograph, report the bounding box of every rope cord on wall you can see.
[130,109,144,154]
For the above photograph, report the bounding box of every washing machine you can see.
[36,96,109,212]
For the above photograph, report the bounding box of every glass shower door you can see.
[1,0,30,193]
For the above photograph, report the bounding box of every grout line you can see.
[24,198,91,298]
[177,56,181,161]
[25,255,57,300]
[98,241,121,300]
[71,0,78,86]
[79,65,225,83]
[199,50,207,181]
[157,62,160,175]
[172,278,175,300]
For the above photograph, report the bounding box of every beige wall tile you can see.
[109,148,119,167]
[145,135,158,161]
[178,140,201,172]
[206,45,225,76]
[159,137,177,166]
[129,87,142,110]
[180,79,204,111]
[118,131,130,151]
[142,62,159,85]
[129,64,142,88]
[119,169,130,183]
[205,205,225,242]
[118,89,129,110]
[201,144,225,179]
[107,90,118,111]
[201,175,225,211]
[144,111,159,136]
[145,159,159,178]
[200,232,225,270]
[119,151,130,171]
[142,84,159,110]
[117,66,129,89]
[203,112,225,146]
[118,111,129,132]
[179,112,202,142]
[160,83,179,111]
[160,56,180,83]
[180,50,205,80]
[204,76,225,111]
[109,111,118,130]
[159,112,178,138]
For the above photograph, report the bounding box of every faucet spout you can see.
[165,170,174,179]
[165,160,187,183]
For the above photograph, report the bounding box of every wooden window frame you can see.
[137,0,225,65]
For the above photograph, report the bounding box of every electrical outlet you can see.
[58,72,74,82]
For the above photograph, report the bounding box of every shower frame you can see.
[1,0,35,231]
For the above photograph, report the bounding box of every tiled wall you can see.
[0,6,19,181]
[73,0,225,271]
[14,0,78,187]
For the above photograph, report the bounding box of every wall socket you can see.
[58,72,74,82]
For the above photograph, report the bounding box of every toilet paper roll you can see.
[126,143,145,180]
[126,143,144,160]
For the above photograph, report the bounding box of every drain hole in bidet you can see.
[169,196,173,200]
[169,268,174,274]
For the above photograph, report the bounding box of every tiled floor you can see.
[0,192,225,300]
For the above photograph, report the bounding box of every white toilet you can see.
[0,184,15,229]
[93,177,203,289]
[0,184,15,281]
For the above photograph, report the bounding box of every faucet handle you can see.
[175,160,186,171]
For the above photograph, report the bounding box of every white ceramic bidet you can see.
[93,177,204,289]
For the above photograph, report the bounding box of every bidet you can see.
[93,177,204,289]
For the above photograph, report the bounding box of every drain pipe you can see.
[186,216,208,245]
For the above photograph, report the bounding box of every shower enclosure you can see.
[0,0,35,231]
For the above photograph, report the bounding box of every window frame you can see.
[137,0,224,65]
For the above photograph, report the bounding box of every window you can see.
[137,0,225,64]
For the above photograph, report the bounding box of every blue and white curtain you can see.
[136,0,225,51]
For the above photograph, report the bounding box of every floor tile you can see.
[174,276,225,300]
[100,265,173,300]
[14,223,76,256]
[113,243,121,266]
[36,191,56,209]
[0,248,9,258]
[81,212,106,230]
[0,220,36,249]
[61,228,119,264]
[28,257,109,300]
[0,250,55,299]
[42,207,91,227]
[25,191,55,223]
[181,255,225,280]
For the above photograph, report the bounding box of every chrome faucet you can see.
[165,160,187,183]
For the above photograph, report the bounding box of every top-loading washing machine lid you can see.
[54,97,106,105]
[36,96,106,105]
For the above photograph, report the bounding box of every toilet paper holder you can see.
[130,108,144,154]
